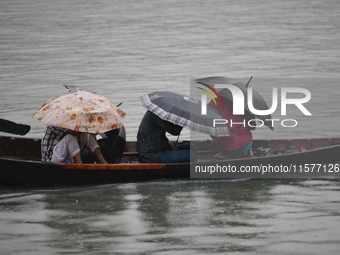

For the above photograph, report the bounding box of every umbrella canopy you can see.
[195,76,273,130]
[140,91,230,137]
[33,90,126,134]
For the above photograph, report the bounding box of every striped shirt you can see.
[41,126,67,162]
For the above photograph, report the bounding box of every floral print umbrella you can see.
[33,90,126,134]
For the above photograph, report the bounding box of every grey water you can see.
[1,0,340,254]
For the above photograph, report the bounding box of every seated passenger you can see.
[41,125,107,164]
[209,99,256,158]
[137,111,196,163]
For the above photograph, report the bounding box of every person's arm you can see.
[72,152,83,164]
[152,113,183,136]
[93,147,108,164]
[164,122,183,136]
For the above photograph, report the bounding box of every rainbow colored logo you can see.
[196,82,223,106]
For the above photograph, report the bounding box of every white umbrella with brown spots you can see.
[33,90,126,134]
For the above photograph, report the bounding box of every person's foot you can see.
[229,150,248,159]
[213,151,229,159]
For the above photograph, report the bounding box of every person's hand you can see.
[170,143,178,151]
[66,129,80,135]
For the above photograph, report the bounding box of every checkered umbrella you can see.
[33,90,126,134]
[140,91,230,137]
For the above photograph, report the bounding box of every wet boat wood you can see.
[1,135,340,186]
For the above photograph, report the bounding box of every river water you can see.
[1,0,340,254]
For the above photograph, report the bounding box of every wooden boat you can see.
[1,135,340,187]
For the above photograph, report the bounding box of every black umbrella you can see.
[140,91,230,137]
[195,76,273,130]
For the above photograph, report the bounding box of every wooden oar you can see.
[0,118,30,135]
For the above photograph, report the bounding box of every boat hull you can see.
[0,158,189,187]
[1,136,340,186]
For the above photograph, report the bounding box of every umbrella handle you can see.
[174,135,180,148]
[246,76,253,88]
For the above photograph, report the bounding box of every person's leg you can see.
[80,133,107,163]
[214,141,252,159]
[81,147,95,163]
[214,141,253,159]
[81,133,99,151]
[177,143,197,161]
[155,147,196,163]
[79,133,96,163]
[177,143,190,150]
[51,134,81,163]
[230,141,252,154]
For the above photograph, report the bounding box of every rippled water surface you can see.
[1,0,340,140]
[1,0,340,254]
[1,180,340,254]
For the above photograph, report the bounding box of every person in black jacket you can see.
[137,111,196,163]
